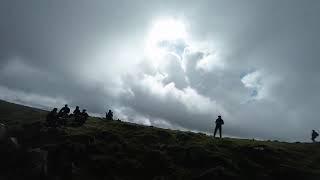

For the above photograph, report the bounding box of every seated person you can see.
[81,109,89,121]
[58,104,70,118]
[75,109,89,126]
[106,110,113,120]
[73,106,81,117]
[46,108,58,127]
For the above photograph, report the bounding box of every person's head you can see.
[82,109,86,113]
[76,106,79,109]
[109,109,112,112]
[53,108,57,112]
[65,104,68,107]
[312,130,316,132]
[218,115,221,118]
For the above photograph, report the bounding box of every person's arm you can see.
[59,108,64,113]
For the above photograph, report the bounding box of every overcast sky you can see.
[1,0,320,141]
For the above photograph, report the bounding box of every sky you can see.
[1,0,320,142]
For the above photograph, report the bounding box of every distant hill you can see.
[0,100,47,126]
[0,99,320,180]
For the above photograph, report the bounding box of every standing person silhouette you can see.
[214,115,224,138]
[311,130,319,143]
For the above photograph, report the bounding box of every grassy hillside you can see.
[0,100,320,180]
[0,100,47,126]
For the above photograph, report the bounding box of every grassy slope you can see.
[0,100,47,126]
[0,100,320,180]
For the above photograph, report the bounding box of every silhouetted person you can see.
[58,104,70,118]
[73,106,81,117]
[311,130,319,143]
[106,109,113,120]
[79,109,89,126]
[46,108,58,127]
[214,115,224,138]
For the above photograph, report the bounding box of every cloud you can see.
[0,85,66,110]
[1,0,320,141]
[119,65,228,132]
[196,51,225,72]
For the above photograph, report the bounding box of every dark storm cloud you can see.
[1,0,320,141]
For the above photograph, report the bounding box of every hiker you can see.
[82,109,89,120]
[311,130,319,143]
[71,106,81,125]
[73,106,81,117]
[106,109,113,120]
[46,108,58,127]
[214,115,224,138]
[77,109,89,126]
[58,104,70,118]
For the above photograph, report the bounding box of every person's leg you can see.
[214,126,218,138]
[219,126,222,138]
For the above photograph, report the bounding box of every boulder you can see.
[0,123,8,141]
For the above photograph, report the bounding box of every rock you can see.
[0,123,8,141]
[8,137,20,149]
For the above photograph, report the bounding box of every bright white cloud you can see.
[241,70,281,101]
[241,70,262,89]
[196,51,225,71]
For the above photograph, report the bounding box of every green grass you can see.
[0,100,47,126]
[1,99,320,180]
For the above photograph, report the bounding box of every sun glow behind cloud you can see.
[144,18,188,67]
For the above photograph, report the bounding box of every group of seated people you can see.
[46,104,89,127]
